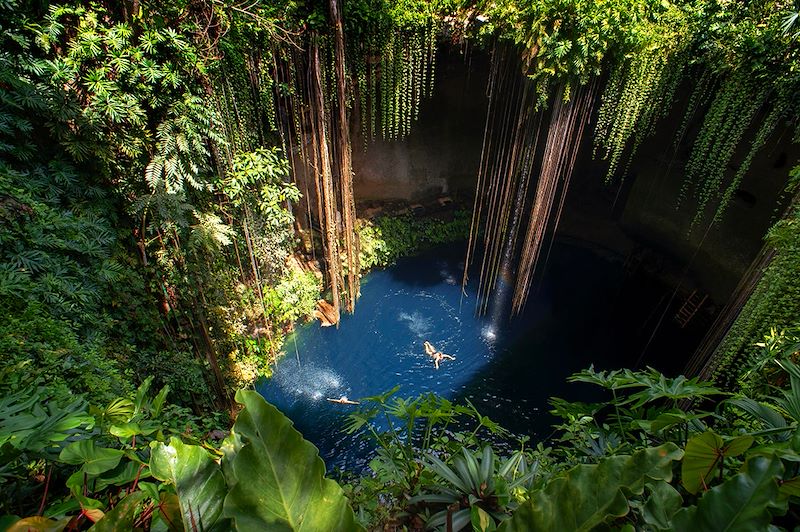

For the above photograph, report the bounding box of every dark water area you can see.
[256,240,703,472]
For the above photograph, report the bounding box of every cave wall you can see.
[562,94,798,303]
[619,111,796,302]
[350,43,796,306]
[351,47,489,201]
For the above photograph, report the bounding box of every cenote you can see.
[7,1,800,529]
[257,238,699,472]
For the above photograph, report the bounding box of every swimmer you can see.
[326,396,360,405]
[424,341,455,369]
[424,341,437,356]
[431,351,456,369]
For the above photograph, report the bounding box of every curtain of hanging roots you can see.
[512,80,597,315]
[463,45,541,316]
[309,36,343,318]
[330,0,360,312]
[463,44,598,317]
[270,32,362,319]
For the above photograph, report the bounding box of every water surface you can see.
[257,241,681,471]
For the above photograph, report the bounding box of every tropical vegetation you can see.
[2,0,800,529]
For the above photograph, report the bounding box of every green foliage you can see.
[0,367,94,458]
[5,362,800,530]
[2,381,362,531]
[341,360,800,529]
[671,455,787,531]
[220,148,297,216]
[342,389,536,530]
[499,443,682,531]
[346,0,442,142]
[150,437,227,531]
[144,94,222,195]
[713,179,800,389]
[91,491,147,532]
[410,446,538,530]
[262,268,321,325]
[59,441,125,477]
[479,0,677,106]
[222,390,362,530]
[593,3,693,181]
[3,0,800,528]
[358,211,471,269]
[472,0,800,224]
[0,367,213,518]
[681,431,753,494]
[680,2,800,223]
[0,305,128,403]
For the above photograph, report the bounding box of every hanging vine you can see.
[346,4,440,143]
[679,2,800,224]
[512,80,597,314]
[593,5,692,182]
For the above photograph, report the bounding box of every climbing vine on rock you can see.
[710,169,800,388]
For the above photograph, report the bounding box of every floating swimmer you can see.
[326,396,360,405]
[423,341,456,369]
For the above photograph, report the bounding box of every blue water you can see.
[256,241,658,472]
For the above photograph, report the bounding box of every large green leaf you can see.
[472,506,497,532]
[222,390,362,531]
[670,456,787,531]
[5,516,70,532]
[726,398,787,434]
[100,398,135,425]
[150,437,228,531]
[498,443,682,531]
[91,491,146,532]
[642,480,682,530]
[153,492,184,532]
[682,431,753,494]
[59,440,124,475]
[780,476,800,496]
[93,459,149,491]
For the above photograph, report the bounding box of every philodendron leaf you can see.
[102,398,135,425]
[682,431,754,494]
[150,437,228,531]
[642,480,682,530]
[153,492,184,532]
[498,443,683,531]
[670,455,786,531]
[59,440,124,476]
[90,491,146,531]
[94,460,148,491]
[725,435,755,456]
[779,476,800,496]
[681,431,724,495]
[222,390,362,531]
[6,516,70,532]
[109,422,142,439]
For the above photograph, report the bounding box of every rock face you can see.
[314,299,339,327]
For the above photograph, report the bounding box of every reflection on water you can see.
[257,241,646,472]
